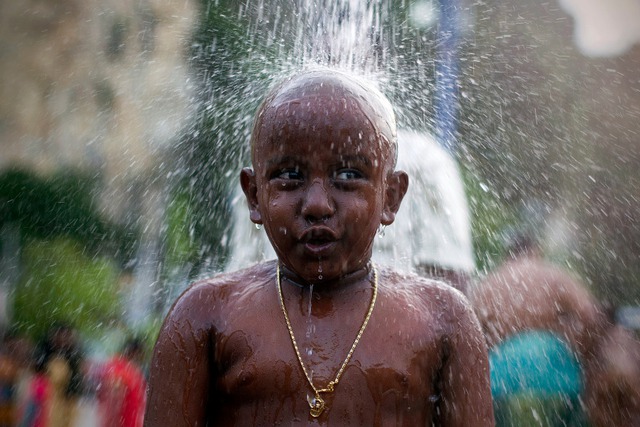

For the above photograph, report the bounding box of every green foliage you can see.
[461,165,520,274]
[192,0,253,68]
[0,169,104,241]
[132,316,164,362]
[0,168,137,261]
[162,189,201,278]
[0,168,139,340]
[12,238,121,340]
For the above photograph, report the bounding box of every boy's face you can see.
[241,78,406,283]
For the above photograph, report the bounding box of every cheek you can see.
[260,186,286,213]
[260,190,295,232]
[338,192,379,229]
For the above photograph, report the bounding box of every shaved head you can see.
[251,70,397,172]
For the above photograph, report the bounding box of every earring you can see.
[377,224,386,237]
[255,223,262,230]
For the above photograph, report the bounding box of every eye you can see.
[334,169,363,181]
[280,170,301,179]
[269,167,303,182]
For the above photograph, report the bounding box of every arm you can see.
[144,284,215,427]
[437,292,495,426]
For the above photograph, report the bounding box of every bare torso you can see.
[145,261,492,426]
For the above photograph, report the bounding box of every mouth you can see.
[300,227,338,256]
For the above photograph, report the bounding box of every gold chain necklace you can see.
[276,263,378,418]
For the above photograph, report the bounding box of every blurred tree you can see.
[0,168,137,339]
[0,169,137,261]
[12,238,121,340]
[462,165,520,273]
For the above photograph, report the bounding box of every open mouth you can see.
[301,227,337,255]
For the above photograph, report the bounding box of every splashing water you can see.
[218,0,474,278]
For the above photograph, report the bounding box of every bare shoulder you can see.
[380,267,470,306]
[164,261,276,328]
[378,267,478,334]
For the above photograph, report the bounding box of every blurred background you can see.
[0,0,639,423]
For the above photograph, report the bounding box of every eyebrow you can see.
[265,153,373,170]
[337,154,372,168]
[264,155,302,171]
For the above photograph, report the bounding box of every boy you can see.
[144,70,494,426]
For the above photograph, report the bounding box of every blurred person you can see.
[17,324,84,427]
[0,332,16,427]
[469,231,606,426]
[470,232,605,354]
[96,338,146,427]
[17,343,49,427]
[0,331,32,427]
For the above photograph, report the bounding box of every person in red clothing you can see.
[97,338,147,427]
[18,368,49,427]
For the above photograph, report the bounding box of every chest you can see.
[212,297,447,406]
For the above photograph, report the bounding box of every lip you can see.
[300,226,339,256]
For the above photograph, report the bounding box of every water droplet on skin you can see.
[306,284,314,336]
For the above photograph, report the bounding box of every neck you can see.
[279,262,373,294]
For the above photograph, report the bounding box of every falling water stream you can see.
[189,0,640,305]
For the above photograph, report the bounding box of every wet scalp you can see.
[250,70,398,169]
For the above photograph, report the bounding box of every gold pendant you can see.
[308,394,326,417]
[278,264,378,420]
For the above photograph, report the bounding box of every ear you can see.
[240,167,263,225]
[381,170,408,225]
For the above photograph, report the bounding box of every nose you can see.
[301,179,335,222]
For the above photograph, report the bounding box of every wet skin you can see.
[144,71,494,426]
[242,71,404,284]
[144,263,493,426]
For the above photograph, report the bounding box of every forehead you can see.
[252,72,396,163]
